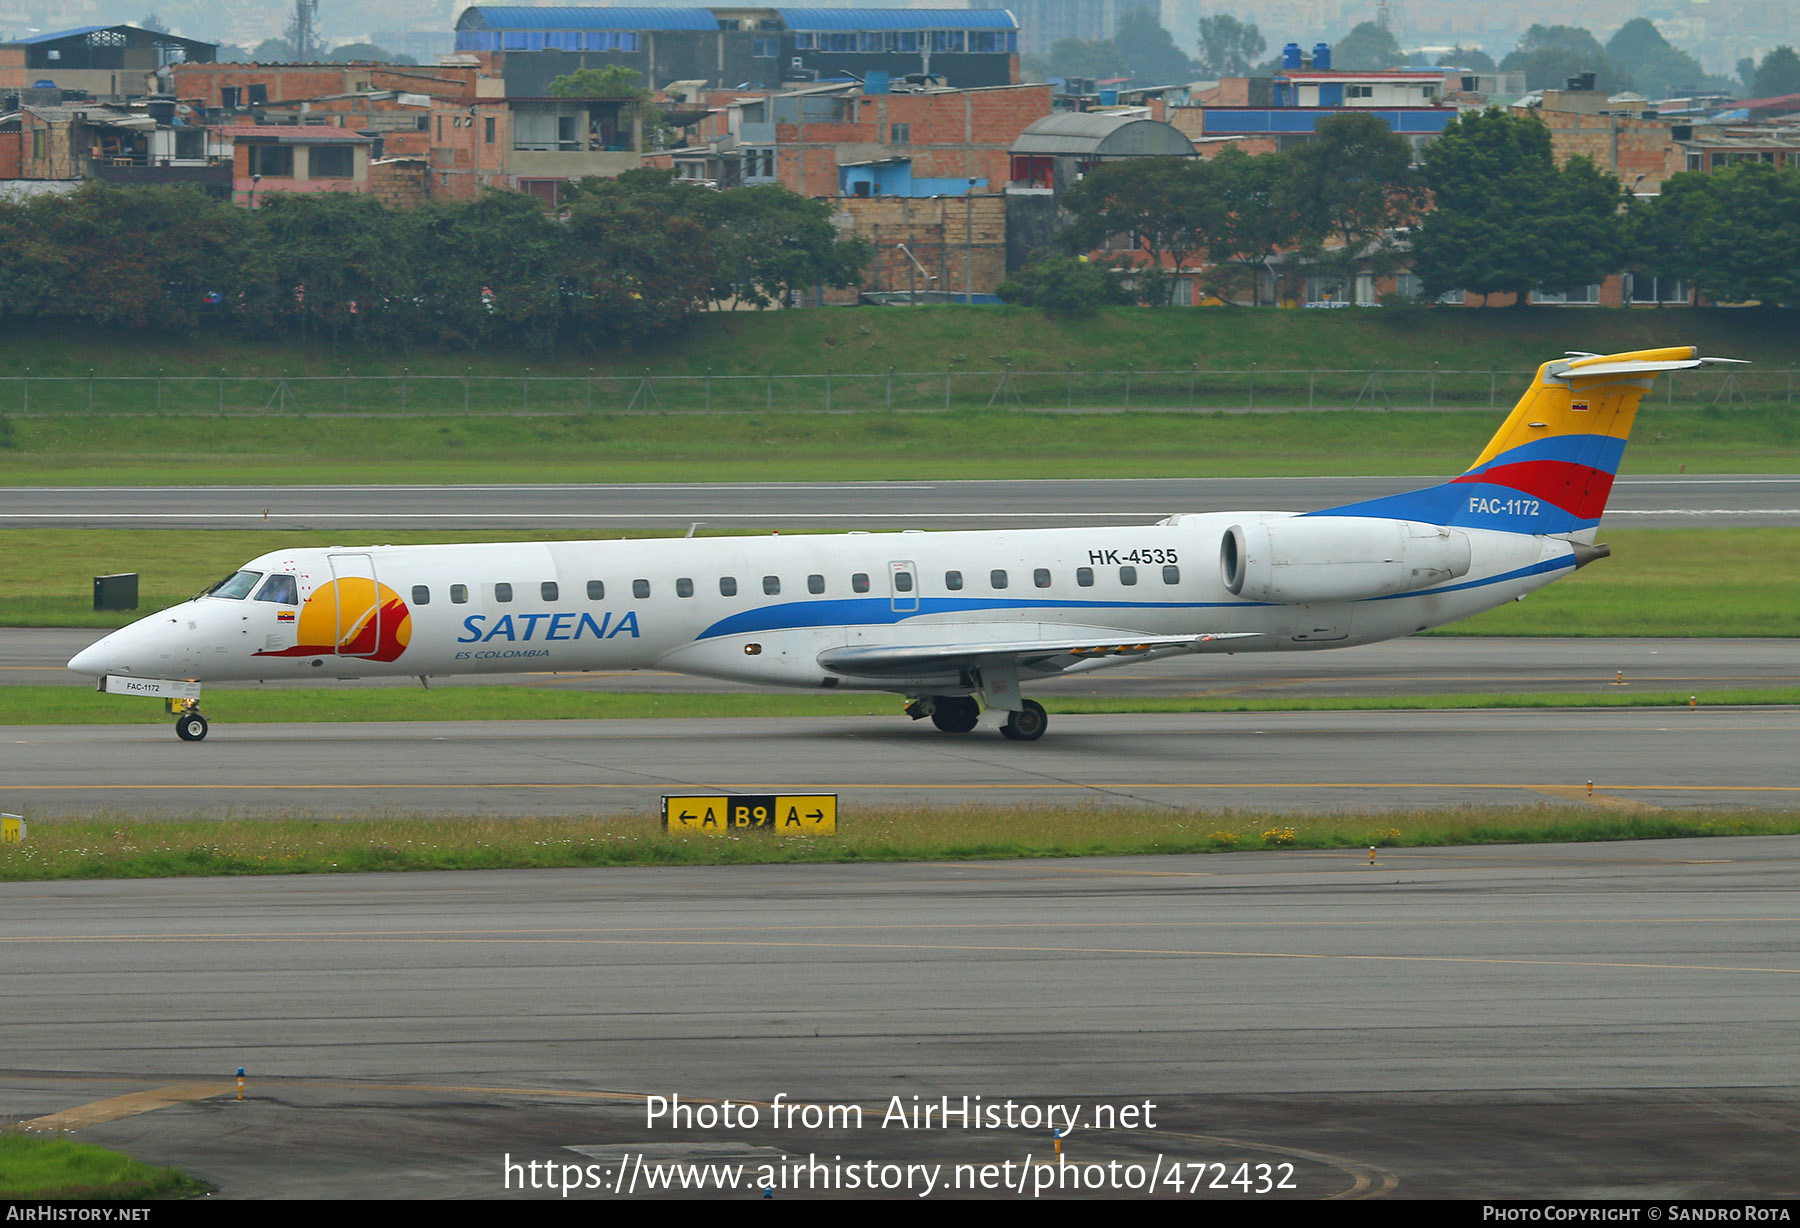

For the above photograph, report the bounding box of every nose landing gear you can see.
[172,700,209,742]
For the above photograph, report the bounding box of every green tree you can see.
[1332,22,1402,71]
[1113,9,1194,84]
[1060,157,1223,305]
[1751,46,1800,97]
[549,66,649,98]
[324,42,417,65]
[557,171,719,342]
[1046,38,1129,81]
[706,185,871,309]
[1194,14,1265,79]
[1284,112,1423,289]
[1410,108,1625,303]
[1605,20,1707,98]
[1500,25,1632,93]
[401,191,566,348]
[253,193,412,343]
[996,252,1135,314]
[1204,145,1304,304]
[1627,166,1800,305]
[1436,46,1496,72]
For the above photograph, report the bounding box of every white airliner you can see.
[69,346,1738,743]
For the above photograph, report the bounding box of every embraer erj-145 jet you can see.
[70,346,1738,743]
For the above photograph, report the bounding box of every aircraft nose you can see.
[68,636,117,676]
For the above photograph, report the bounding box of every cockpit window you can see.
[254,574,298,605]
[205,570,263,600]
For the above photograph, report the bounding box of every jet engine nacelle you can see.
[1221,517,1472,604]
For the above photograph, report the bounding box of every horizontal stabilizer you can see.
[1562,355,1748,379]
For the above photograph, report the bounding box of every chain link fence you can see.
[0,364,1790,416]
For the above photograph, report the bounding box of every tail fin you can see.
[1311,346,1745,540]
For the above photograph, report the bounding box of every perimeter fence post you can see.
[1429,361,1437,409]
[343,368,350,412]
[88,368,94,412]
[1248,362,1255,411]
[218,369,224,414]
[523,367,530,413]
[21,367,27,414]
[464,368,471,414]
[401,368,409,414]
[886,366,893,409]
[706,366,713,411]
[826,368,832,412]
[157,368,163,413]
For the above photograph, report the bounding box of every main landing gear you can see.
[999,699,1047,743]
[905,695,1047,741]
[173,701,209,742]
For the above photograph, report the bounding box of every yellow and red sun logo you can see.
[254,577,412,663]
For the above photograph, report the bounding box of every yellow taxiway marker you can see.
[14,1083,234,1132]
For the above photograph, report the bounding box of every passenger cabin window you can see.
[1119,567,1137,586]
[451,584,468,604]
[1034,568,1052,588]
[763,576,781,596]
[807,574,825,594]
[676,578,694,598]
[852,573,870,593]
[945,570,963,591]
[1077,567,1094,587]
[410,585,430,606]
[633,579,650,599]
[720,576,738,597]
[495,583,513,602]
[208,570,262,600]
[587,580,604,600]
[541,582,558,601]
[893,572,914,592]
[991,570,1008,589]
[1163,565,1180,585]
[254,574,298,604]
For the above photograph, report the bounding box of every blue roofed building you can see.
[1173,43,1459,160]
[452,7,1019,92]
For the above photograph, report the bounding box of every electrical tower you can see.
[294,0,319,61]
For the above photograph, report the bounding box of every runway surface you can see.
[9,705,1798,816]
[15,632,1800,698]
[3,838,1797,1198]
[5,474,1799,529]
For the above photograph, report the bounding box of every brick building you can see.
[828,192,1008,303]
[657,81,1053,198]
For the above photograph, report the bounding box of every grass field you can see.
[17,684,1797,727]
[2,808,1793,881]
[3,402,1796,486]
[0,1134,206,1199]
[1,306,1797,379]
[13,527,1798,635]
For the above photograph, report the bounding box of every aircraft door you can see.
[326,552,385,657]
[888,560,918,614]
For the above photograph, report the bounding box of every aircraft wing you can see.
[817,631,1258,680]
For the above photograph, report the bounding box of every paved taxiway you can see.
[8,705,1798,815]
[4,473,1798,529]
[13,632,1800,698]
[3,838,1796,1198]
